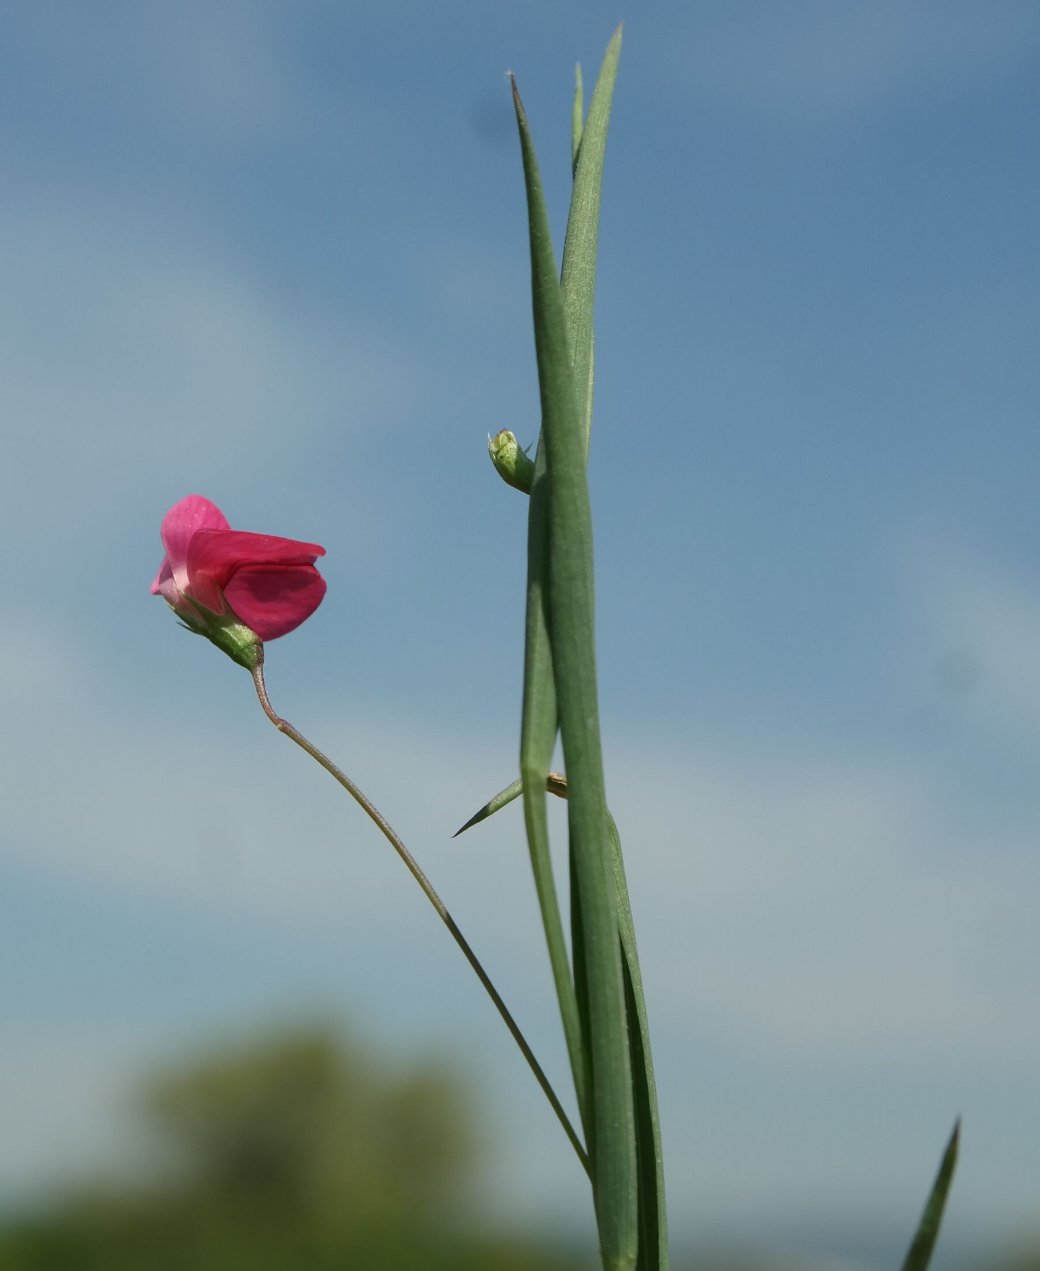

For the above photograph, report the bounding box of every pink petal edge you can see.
[160,496,231,594]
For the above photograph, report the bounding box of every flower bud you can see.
[488,429,535,494]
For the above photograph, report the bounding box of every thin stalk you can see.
[250,658,589,1177]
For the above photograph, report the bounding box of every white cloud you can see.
[7,608,1038,1080]
[8,597,1039,1071]
[609,738,1040,1065]
[0,613,534,952]
[0,199,409,517]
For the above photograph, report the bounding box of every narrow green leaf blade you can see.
[519,440,590,1140]
[571,62,584,173]
[453,772,569,837]
[610,816,668,1270]
[561,25,622,450]
[456,777,668,1270]
[513,72,637,1271]
[901,1119,960,1271]
[453,777,525,836]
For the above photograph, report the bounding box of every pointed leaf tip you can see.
[900,1117,961,1271]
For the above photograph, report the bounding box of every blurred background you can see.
[3,2,1040,1267]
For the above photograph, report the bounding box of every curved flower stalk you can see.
[150,496,587,1172]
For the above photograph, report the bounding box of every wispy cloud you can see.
[610,736,1040,1064]
[9,603,1039,1071]
[0,196,420,566]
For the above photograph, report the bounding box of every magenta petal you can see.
[188,529,325,587]
[223,564,327,639]
[160,496,231,595]
[154,497,327,647]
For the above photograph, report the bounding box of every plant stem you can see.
[250,658,589,1177]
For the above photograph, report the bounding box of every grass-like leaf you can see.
[456,774,668,1271]
[518,428,589,1142]
[514,29,622,1157]
[609,817,668,1270]
[572,63,584,174]
[901,1119,960,1271]
[512,64,637,1270]
[562,28,621,452]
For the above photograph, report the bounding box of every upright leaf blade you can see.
[455,773,668,1269]
[571,63,584,173]
[561,25,621,451]
[514,30,622,1165]
[512,74,637,1271]
[901,1119,960,1271]
[519,436,589,1140]
[610,816,668,1270]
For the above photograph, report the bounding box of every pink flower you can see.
[152,495,326,666]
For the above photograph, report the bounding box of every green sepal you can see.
[172,601,263,671]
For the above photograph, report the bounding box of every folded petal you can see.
[222,563,327,639]
[187,529,325,587]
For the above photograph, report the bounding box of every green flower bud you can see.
[488,429,535,495]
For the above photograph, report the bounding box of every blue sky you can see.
[3,2,1040,1265]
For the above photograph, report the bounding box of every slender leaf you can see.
[561,26,621,452]
[555,31,631,1252]
[456,775,668,1271]
[514,29,622,1164]
[513,73,636,1269]
[610,816,668,1270]
[454,777,525,836]
[519,440,589,1140]
[901,1119,960,1271]
[570,836,594,1163]
[571,63,584,174]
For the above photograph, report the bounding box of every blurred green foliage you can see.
[1,1025,1037,1271]
[0,1027,586,1271]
